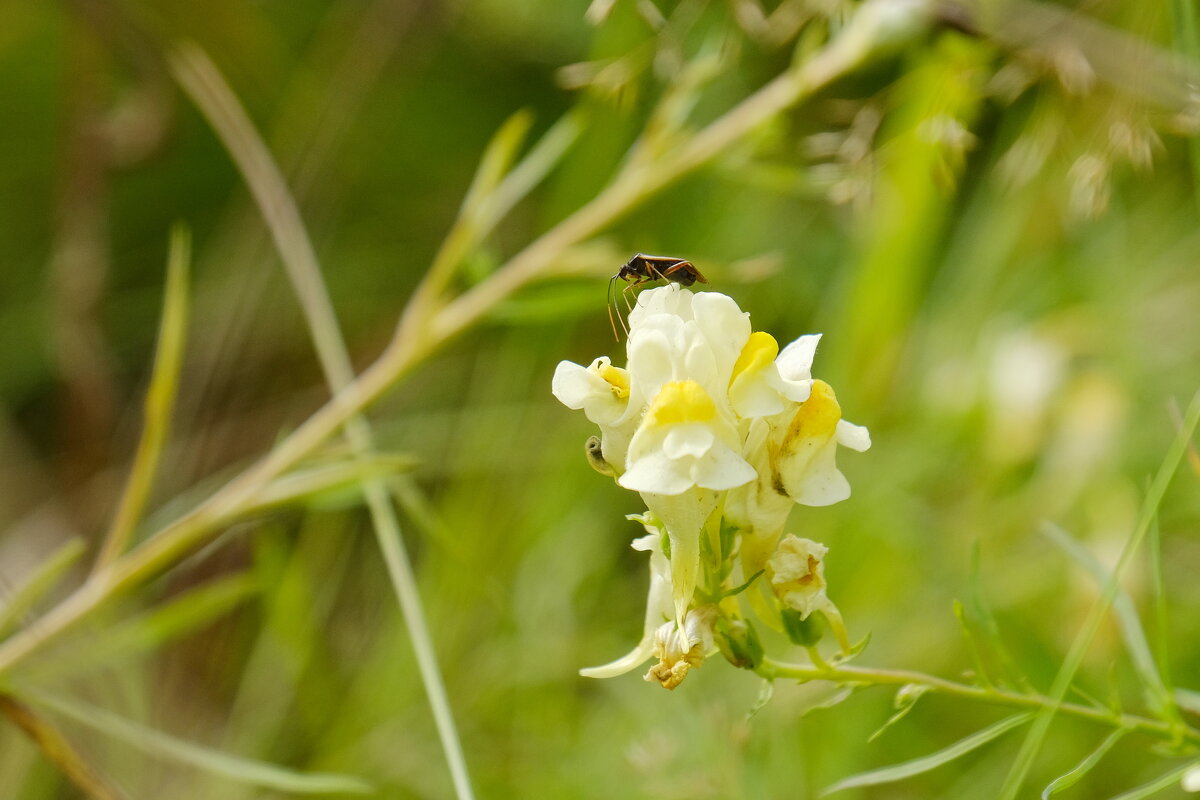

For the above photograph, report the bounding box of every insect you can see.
[608,253,709,339]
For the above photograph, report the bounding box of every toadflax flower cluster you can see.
[553,285,870,688]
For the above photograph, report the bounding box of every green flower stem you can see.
[758,657,1200,745]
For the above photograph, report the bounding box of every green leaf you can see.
[25,691,373,795]
[832,632,872,665]
[798,685,855,718]
[747,677,774,719]
[459,108,535,220]
[95,223,191,569]
[0,539,87,639]
[867,684,930,743]
[1041,728,1127,798]
[25,574,259,683]
[823,712,1034,796]
[722,570,764,599]
[478,108,584,233]
[1042,522,1171,718]
[1108,761,1195,800]
[1146,514,1175,717]
[999,393,1200,800]
[246,455,417,514]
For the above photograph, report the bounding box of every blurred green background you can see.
[1,0,1198,798]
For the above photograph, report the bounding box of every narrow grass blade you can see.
[419,107,582,311]
[867,684,930,743]
[169,41,475,800]
[1041,728,1127,798]
[0,539,86,639]
[480,109,584,234]
[954,598,995,690]
[25,574,257,683]
[967,538,1032,691]
[822,712,1034,795]
[0,694,122,800]
[746,678,774,720]
[1177,688,1200,716]
[25,692,372,795]
[998,392,1200,800]
[1109,761,1195,800]
[1146,513,1175,716]
[460,108,535,220]
[95,224,191,570]
[246,455,417,514]
[1041,523,1175,720]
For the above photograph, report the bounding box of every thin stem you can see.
[760,658,1200,746]
[0,694,123,800]
[94,224,191,571]
[169,43,475,800]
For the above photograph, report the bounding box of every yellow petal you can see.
[729,331,779,388]
[646,380,717,426]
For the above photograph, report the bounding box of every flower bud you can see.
[780,608,824,647]
[715,616,764,670]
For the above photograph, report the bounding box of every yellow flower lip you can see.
[646,380,717,426]
[729,331,779,388]
[784,379,841,443]
[599,363,630,399]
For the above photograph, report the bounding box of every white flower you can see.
[619,380,754,495]
[554,283,871,677]
[767,536,831,619]
[551,355,629,425]
[766,535,851,652]
[728,332,815,418]
[726,336,869,630]
[618,379,754,625]
[622,289,748,418]
[579,530,673,679]
[644,605,717,690]
[552,356,637,473]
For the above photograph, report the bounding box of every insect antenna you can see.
[606,274,627,340]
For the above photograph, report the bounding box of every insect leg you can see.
[622,279,640,315]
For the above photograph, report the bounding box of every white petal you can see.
[662,424,715,459]
[630,533,659,552]
[626,320,681,408]
[599,426,634,474]
[836,419,872,452]
[730,369,787,418]
[789,440,851,506]
[579,640,655,678]
[768,370,813,405]
[692,292,751,350]
[619,451,694,495]
[776,334,822,382]
[628,283,693,328]
[641,489,717,626]
[692,444,757,491]
[551,359,624,425]
[551,360,601,409]
[682,325,721,391]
